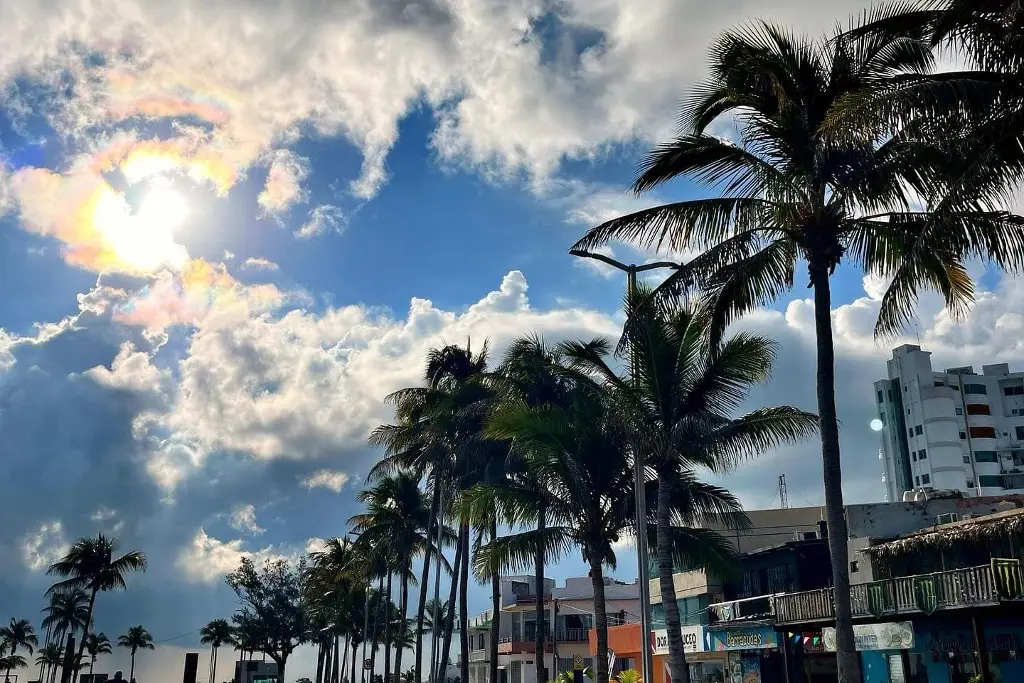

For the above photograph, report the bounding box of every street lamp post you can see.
[569,248,677,683]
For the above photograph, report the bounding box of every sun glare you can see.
[91,178,190,273]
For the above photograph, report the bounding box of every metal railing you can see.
[772,559,1023,625]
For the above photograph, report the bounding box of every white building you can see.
[874,344,1024,501]
[466,576,640,683]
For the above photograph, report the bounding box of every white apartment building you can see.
[874,344,1024,501]
[466,576,640,683]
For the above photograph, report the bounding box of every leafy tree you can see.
[570,19,1024,682]
[1,619,39,683]
[47,534,147,683]
[83,634,112,678]
[225,557,307,683]
[200,620,235,683]
[117,626,153,682]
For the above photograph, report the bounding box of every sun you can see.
[91,178,190,273]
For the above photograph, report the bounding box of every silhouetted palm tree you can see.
[117,626,154,682]
[35,645,63,683]
[47,535,147,683]
[41,590,90,683]
[1,619,39,683]
[83,634,112,679]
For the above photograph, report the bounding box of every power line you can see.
[153,628,201,644]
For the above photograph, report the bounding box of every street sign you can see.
[363,660,372,671]
[572,655,584,671]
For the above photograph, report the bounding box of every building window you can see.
[970,426,997,439]
[914,425,924,435]
[1004,385,1024,396]
[966,403,991,416]
[922,474,931,485]
[765,564,794,593]
[963,455,971,464]
[1017,426,1024,440]
[967,480,976,488]
[975,451,999,463]
[918,449,927,460]
[850,560,860,573]
[877,390,884,403]
[964,383,988,395]
[915,476,920,486]
[741,569,762,597]
[909,428,914,439]
[979,475,1004,488]
[956,407,963,415]
[935,381,945,387]
[960,431,967,439]
[912,451,917,461]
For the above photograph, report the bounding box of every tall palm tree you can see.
[35,645,63,683]
[41,590,90,649]
[349,473,436,683]
[570,20,1024,682]
[47,535,147,683]
[576,292,818,683]
[200,620,234,683]
[117,626,154,682]
[83,634,112,679]
[1,619,39,683]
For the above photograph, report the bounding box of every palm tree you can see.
[117,626,154,682]
[1,619,39,683]
[570,20,1024,683]
[200,620,234,683]
[47,535,147,683]
[0,652,27,683]
[40,591,88,683]
[35,645,63,683]
[349,473,435,683]
[83,634,112,679]
[576,292,818,683]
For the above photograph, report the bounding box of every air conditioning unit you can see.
[935,512,959,525]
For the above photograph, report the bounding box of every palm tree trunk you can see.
[370,576,386,683]
[333,636,341,683]
[342,635,351,683]
[73,589,98,683]
[213,646,219,683]
[395,569,410,680]
[278,655,287,683]
[587,554,609,683]
[416,484,440,683]
[130,651,136,682]
[40,623,54,683]
[326,641,335,683]
[209,646,215,683]
[457,525,469,683]
[350,638,360,683]
[317,642,326,683]
[488,519,500,683]
[384,572,394,683]
[656,469,691,683]
[6,645,16,683]
[438,527,463,683]
[810,264,860,683]
[534,506,546,683]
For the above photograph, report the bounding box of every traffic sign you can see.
[363,660,372,671]
[572,655,584,671]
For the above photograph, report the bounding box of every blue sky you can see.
[1,1,1022,682]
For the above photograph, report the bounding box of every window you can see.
[922,474,931,485]
[914,425,924,435]
[970,426,997,439]
[1017,426,1024,440]
[904,385,908,392]
[741,569,762,597]
[765,564,794,593]
[915,476,920,486]
[877,390,884,403]
[909,428,915,439]
[964,383,988,395]
[960,431,967,439]
[963,455,971,464]
[979,475,1004,488]
[935,381,945,387]
[968,480,976,488]
[1004,385,1024,396]
[952,384,960,391]
[956,407,963,416]
[918,449,927,460]
[850,560,860,573]
[912,451,917,461]
[974,451,999,463]
[966,403,991,416]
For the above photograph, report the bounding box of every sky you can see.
[1,0,1024,682]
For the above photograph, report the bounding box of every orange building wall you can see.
[587,625,669,683]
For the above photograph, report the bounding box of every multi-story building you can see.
[874,344,1024,500]
[467,575,640,683]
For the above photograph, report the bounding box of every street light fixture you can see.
[569,248,678,683]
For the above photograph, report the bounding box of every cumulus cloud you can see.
[242,257,280,271]
[227,504,266,536]
[257,151,310,217]
[175,529,319,584]
[21,521,69,572]
[300,469,351,493]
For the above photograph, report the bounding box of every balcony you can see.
[708,594,775,624]
[554,629,589,642]
[773,559,1024,626]
[468,650,488,663]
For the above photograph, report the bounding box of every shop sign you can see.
[822,622,914,652]
[706,625,778,652]
[652,626,704,655]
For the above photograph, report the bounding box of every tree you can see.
[41,591,90,683]
[1,619,39,683]
[225,557,307,683]
[83,634,112,678]
[570,20,1024,682]
[581,292,817,683]
[0,653,27,683]
[117,626,153,682]
[200,620,235,683]
[47,534,147,683]
[35,645,63,683]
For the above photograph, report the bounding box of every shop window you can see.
[966,403,991,415]
[969,426,997,439]
[974,451,998,463]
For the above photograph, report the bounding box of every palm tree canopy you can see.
[0,619,39,655]
[200,619,236,649]
[42,590,91,634]
[47,534,148,595]
[571,19,1024,338]
[348,472,440,575]
[0,654,28,671]
[84,633,113,657]
[35,644,63,667]
[117,626,155,654]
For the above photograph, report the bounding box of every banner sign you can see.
[706,625,778,651]
[822,622,914,652]
[652,626,705,655]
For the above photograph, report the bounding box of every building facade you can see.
[874,344,1024,501]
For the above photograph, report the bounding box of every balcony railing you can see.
[468,650,488,663]
[773,559,1024,626]
[708,594,775,624]
[555,629,589,642]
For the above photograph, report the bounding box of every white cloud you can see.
[224,250,236,261]
[21,521,69,572]
[242,257,280,271]
[297,205,346,239]
[300,469,351,493]
[257,150,310,217]
[90,507,117,522]
[227,504,266,536]
[175,528,319,584]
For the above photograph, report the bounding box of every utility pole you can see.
[569,248,677,683]
[778,474,789,509]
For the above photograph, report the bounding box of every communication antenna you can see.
[778,474,789,509]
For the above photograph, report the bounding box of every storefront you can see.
[704,624,784,683]
[652,626,723,683]
[821,621,914,683]
[905,617,1024,683]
